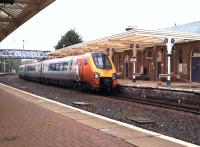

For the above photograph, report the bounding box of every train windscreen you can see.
[92,53,112,69]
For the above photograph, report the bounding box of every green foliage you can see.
[21,59,35,64]
[54,29,83,50]
[0,59,22,72]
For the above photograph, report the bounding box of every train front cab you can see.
[79,52,117,91]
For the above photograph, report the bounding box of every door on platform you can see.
[191,57,200,82]
[125,62,129,78]
[124,55,129,79]
[156,62,161,79]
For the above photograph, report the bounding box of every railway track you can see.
[109,94,200,115]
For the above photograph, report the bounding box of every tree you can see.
[0,59,22,72]
[54,29,83,50]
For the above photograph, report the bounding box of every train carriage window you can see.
[19,67,24,71]
[48,64,52,71]
[59,63,64,71]
[56,63,60,71]
[32,66,36,71]
[49,63,56,71]
[27,65,36,71]
[63,62,68,71]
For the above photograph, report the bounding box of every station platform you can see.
[117,79,200,92]
[0,72,9,76]
[0,83,198,147]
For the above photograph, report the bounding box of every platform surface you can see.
[117,79,200,92]
[0,83,197,147]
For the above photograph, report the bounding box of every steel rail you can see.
[108,94,200,115]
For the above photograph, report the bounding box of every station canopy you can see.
[0,0,55,42]
[48,27,200,57]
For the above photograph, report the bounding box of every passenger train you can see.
[19,52,117,91]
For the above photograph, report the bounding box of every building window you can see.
[178,48,187,74]
[146,48,153,59]
[178,48,183,63]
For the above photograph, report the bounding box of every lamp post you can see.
[0,61,1,72]
[3,61,6,72]
[23,40,25,50]
[2,60,8,73]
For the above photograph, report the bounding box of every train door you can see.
[191,57,200,82]
[71,58,78,80]
[68,58,73,79]
[82,58,93,82]
[77,58,83,81]
[125,62,129,78]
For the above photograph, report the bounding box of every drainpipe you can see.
[165,37,175,86]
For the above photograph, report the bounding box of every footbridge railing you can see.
[0,49,50,59]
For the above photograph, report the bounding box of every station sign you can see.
[130,57,137,63]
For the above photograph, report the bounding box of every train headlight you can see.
[94,72,100,79]
[112,73,117,80]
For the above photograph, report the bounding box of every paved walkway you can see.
[117,79,200,91]
[0,83,197,147]
[0,85,133,147]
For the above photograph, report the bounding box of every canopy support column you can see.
[165,37,175,86]
[109,48,113,61]
[131,44,138,82]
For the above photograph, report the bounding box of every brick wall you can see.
[112,41,200,82]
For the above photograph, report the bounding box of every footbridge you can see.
[0,49,50,59]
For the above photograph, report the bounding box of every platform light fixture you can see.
[0,0,15,5]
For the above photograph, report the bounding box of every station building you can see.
[112,40,200,82]
[49,23,200,84]
[112,23,200,83]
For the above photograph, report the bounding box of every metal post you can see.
[165,37,175,86]
[167,54,171,85]
[133,58,136,82]
[1,62,2,72]
[132,44,137,82]
[3,60,6,72]
[23,40,25,50]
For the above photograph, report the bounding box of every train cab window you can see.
[92,53,112,69]
[63,62,68,71]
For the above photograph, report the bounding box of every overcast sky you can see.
[0,0,200,51]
